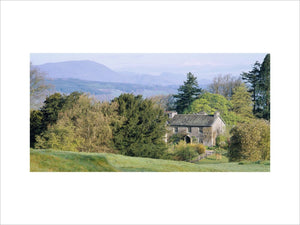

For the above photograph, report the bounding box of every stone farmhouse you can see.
[166,111,226,146]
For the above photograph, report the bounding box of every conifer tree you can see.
[173,72,202,113]
[241,61,261,115]
[241,54,270,120]
[258,54,270,120]
[231,83,253,118]
[112,94,168,158]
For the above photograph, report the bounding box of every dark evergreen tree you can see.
[30,110,43,148]
[112,94,168,158]
[241,54,270,120]
[173,72,202,113]
[258,54,270,120]
[241,61,261,115]
[40,93,65,130]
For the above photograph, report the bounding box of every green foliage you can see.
[231,83,253,118]
[40,93,65,129]
[30,92,84,147]
[112,93,168,159]
[241,54,270,120]
[241,61,260,114]
[173,72,203,113]
[35,95,117,153]
[174,141,198,161]
[257,54,270,120]
[216,135,228,149]
[30,110,43,148]
[228,119,270,162]
[185,92,242,125]
[193,143,206,154]
[186,92,232,115]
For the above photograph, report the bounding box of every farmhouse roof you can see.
[169,114,217,127]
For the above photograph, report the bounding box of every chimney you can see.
[214,111,220,118]
[168,111,177,118]
[197,111,208,115]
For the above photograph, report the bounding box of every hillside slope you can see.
[30,149,270,172]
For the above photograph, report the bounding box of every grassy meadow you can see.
[30,149,270,172]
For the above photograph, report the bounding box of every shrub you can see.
[174,141,198,161]
[228,119,270,162]
[216,135,228,148]
[193,143,206,154]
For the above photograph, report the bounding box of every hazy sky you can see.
[31,53,267,78]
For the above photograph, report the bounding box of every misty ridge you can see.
[36,60,212,86]
[34,60,211,100]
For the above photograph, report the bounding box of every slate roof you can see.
[169,114,217,127]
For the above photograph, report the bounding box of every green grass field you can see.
[30,149,270,172]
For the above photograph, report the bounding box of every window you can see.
[188,127,192,133]
[199,127,203,134]
[174,127,178,133]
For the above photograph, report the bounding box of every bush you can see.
[228,119,270,162]
[216,135,228,148]
[193,143,206,154]
[174,141,198,161]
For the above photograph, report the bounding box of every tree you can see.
[30,109,43,148]
[208,74,242,99]
[185,92,241,125]
[257,54,270,120]
[31,92,84,148]
[173,72,202,113]
[30,63,52,109]
[231,83,253,118]
[241,61,261,115]
[35,95,117,153]
[228,119,270,162]
[40,93,65,130]
[112,94,168,158]
[148,94,176,111]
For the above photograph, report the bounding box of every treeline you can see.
[31,92,168,158]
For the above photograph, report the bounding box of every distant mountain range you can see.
[35,60,209,100]
[36,60,211,86]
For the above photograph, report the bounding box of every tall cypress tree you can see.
[173,72,202,114]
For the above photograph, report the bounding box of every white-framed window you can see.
[188,127,192,133]
[174,127,178,133]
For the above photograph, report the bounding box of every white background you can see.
[1,1,299,224]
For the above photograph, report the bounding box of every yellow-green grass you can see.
[30,149,270,172]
